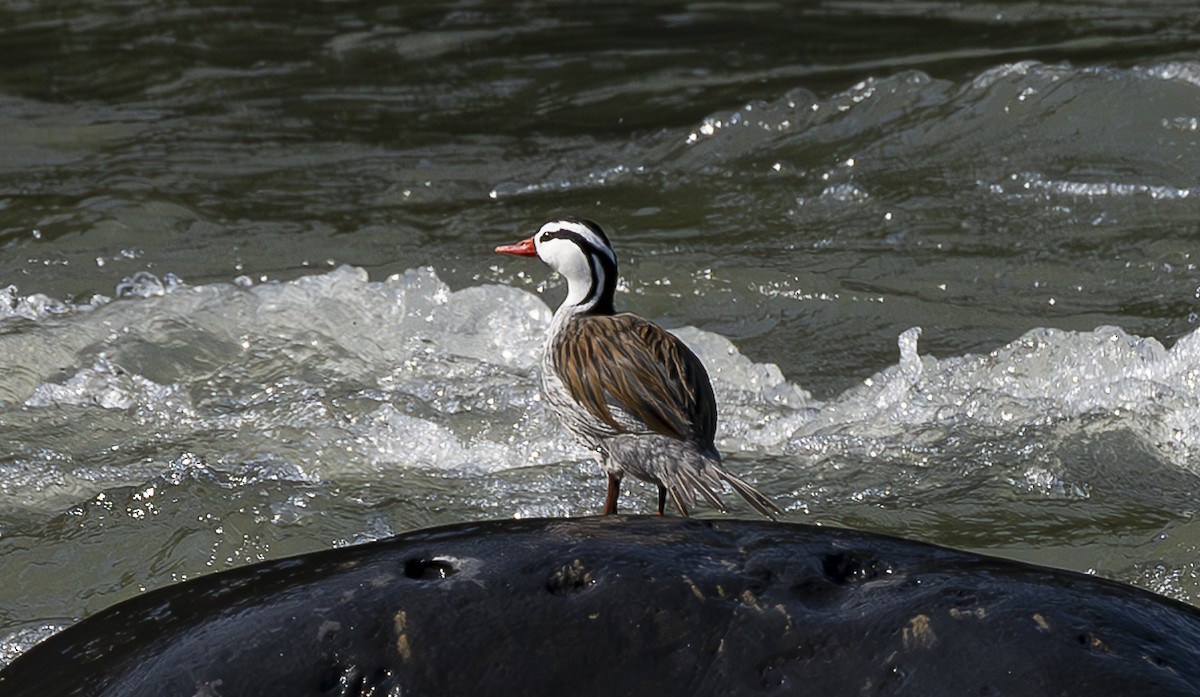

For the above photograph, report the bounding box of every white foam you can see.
[801,325,1200,472]
[5,265,1200,490]
[24,355,194,418]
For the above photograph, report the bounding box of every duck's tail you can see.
[608,435,782,519]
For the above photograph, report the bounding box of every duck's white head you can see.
[496,217,618,315]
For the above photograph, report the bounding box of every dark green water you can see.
[2,0,1200,663]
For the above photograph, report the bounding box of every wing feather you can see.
[553,314,717,446]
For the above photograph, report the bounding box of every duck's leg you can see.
[604,472,622,515]
[657,484,667,515]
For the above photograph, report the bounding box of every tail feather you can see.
[666,487,691,517]
[604,434,781,518]
[658,453,779,519]
[678,466,728,512]
[718,470,783,520]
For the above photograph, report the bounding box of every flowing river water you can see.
[2,0,1200,662]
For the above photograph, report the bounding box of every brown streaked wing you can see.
[553,313,717,445]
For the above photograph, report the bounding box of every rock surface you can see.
[3,516,1200,696]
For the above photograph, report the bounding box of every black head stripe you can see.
[586,251,617,316]
[539,219,613,257]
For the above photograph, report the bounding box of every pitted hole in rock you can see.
[319,663,359,694]
[404,557,457,581]
[758,661,786,689]
[1143,652,1171,671]
[822,551,889,585]
[546,559,594,596]
[745,563,776,597]
[319,664,394,696]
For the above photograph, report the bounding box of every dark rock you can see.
[3,516,1199,696]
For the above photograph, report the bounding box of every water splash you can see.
[5,266,1199,492]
